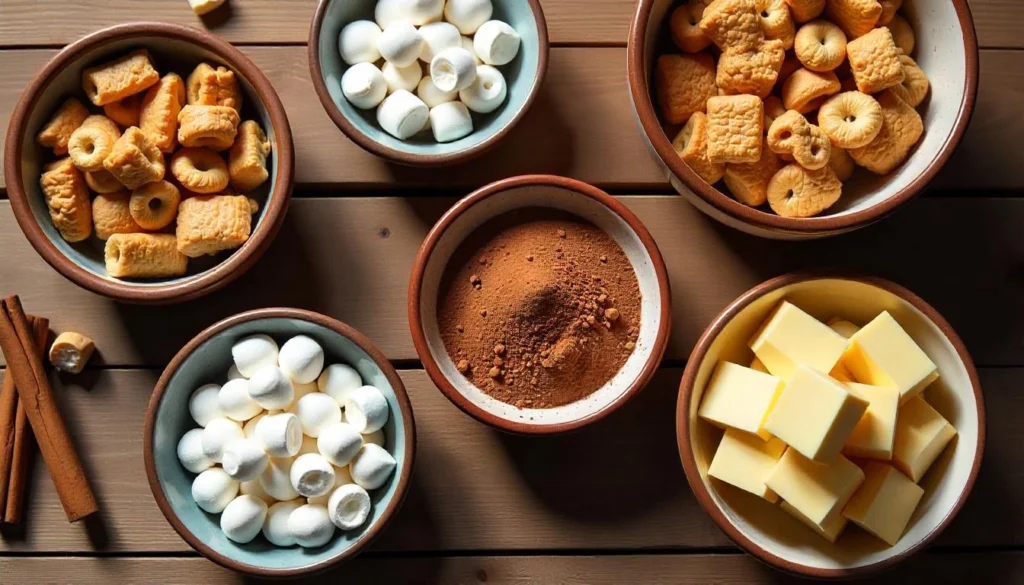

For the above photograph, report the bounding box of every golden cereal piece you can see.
[847,26,904,94]
[670,1,713,53]
[706,94,764,164]
[187,63,243,111]
[229,120,273,192]
[849,89,922,174]
[39,158,92,243]
[105,233,188,279]
[824,0,882,38]
[130,180,181,230]
[890,54,929,108]
[876,0,901,25]
[767,110,831,170]
[68,115,121,172]
[724,147,783,206]
[767,163,842,217]
[716,39,786,98]
[756,0,795,49]
[762,95,786,131]
[794,20,847,72]
[778,52,801,86]
[655,53,718,125]
[672,112,726,184]
[48,332,95,374]
[172,148,230,194]
[37,98,89,155]
[175,194,253,258]
[782,68,841,113]
[829,146,855,181]
[85,169,124,194]
[784,0,824,23]
[103,94,143,127]
[817,90,883,148]
[700,0,763,53]
[103,126,166,190]
[247,198,260,214]
[92,191,142,240]
[177,104,240,151]
[81,49,160,106]
[140,73,186,153]
[888,14,914,55]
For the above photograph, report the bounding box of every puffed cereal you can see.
[85,169,124,194]
[762,95,786,131]
[828,146,855,181]
[92,191,142,240]
[767,110,831,170]
[177,104,241,151]
[103,126,166,190]
[767,163,842,217]
[176,194,253,257]
[81,49,160,106]
[716,39,786,97]
[890,54,929,108]
[782,68,840,113]
[103,94,143,127]
[187,63,243,111]
[172,148,230,194]
[817,90,882,148]
[105,233,188,279]
[756,0,795,49]
[824,0,882,39]
[130,180,181,230]
[699,0,763,53]
[655,53,718,124]
[39,158,92,242]
[37,98,89,155]
[140,73,186,153]
[846,27,904,94]
[887,14,914,55]
[848,89,922,174]
[784,0,824,23]
[877,0,901,26]
[706,94,764,164]
[724,147,783,206]
[670,1,713,53]
[68,115,121,172]
[229,120,273,192]
[794,20,846,72]
[672,112,725,184]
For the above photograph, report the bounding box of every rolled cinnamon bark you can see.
[0,370,17,517]
[4,316,49,523]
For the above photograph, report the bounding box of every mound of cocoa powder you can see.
[437,209,641,409]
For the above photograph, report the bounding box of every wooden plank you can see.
[0,367,1017,552]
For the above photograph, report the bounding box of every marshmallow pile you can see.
[337,0,521,142]
[178,333,398,548]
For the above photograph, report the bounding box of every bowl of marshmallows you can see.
[144,308,415,578]
[308,0,549,166]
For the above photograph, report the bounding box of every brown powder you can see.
[437,209,641,408]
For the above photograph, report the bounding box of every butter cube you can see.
[843,463,924,546]
[893,396,957,482]
[698,362,784,440]
[765,448,864,526]
[750,357,768,373]
[843,382,900,460]
[843,312,938,404]
[827,318,859,382]
[781,501,848,543]
[764,365,869,463]
[750,301,849,379]
[708,428,787,502]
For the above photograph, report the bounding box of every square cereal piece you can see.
[849,90,922,174]
[175,194,253,258]
[655,53,718,125]
[716,39,786,98]
[37,98,89,155]
[824,0,883,38]
[706,94,763,163]
[672,112,725,184]
[724,146,782,206]
[40,158,92,243]
[81,49,160,106]
[699,0,763,53]
[847,27,905,95]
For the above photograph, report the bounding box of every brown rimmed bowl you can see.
[409,175,671,434]
[144,308,415,578]
[308,0,548,167]
[627,1,979,239]
[677,274,985,578]
[4,22,294,303]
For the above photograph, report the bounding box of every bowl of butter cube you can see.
[676,273,984,578]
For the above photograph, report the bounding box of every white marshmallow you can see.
[255,412,303,458]
[350,444,397,490]
[218,379,263,422]
[375,0,444,27]
[263,499,302,546]
[279,336,325,385]
[473,20,521,65]
[429,101,474,142]
[461,36,483,64]
[317,422,363,467]
[242,411,268,439]
[343,385,390,433]
[287,504,335,548]
[177,428,214,474]
[339,20,383,65]
[248,365,295,410]
[363,428,386,447]
[290,453,337,497]
[232,334,279,378]
[382,62,423,95]
[459,64,507,113]
[192,468,239,514]
[240,478,276,506]
[328,483,372,530]
[295,392,342,438]
[227,364,245,381]
[220,494,268,543]
[418,22,462,63]
[379,22,424,67]
[189,384,223,427]
[416,76,457,108]
[259,456,300,501]
[444,0,494,34]
[377,90,429,140]
[201,417,244,463]
[222,438,270,482]
[374,0,406,28]
[430,47,477,92]
[318,364,362,406]
[342,62,388,110]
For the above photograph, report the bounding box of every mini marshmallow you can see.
[419,22,462,63]
[342,62,388,110]
[256,412,303,458]
[189,384,223,427]
[374,0,406,28]
[227,364,245,381]
[317,422,364,467]
[287,504,335,548]
[201,417,244,463]
[295,392,343,437]
[379,22,424,67]
[473,20,521,66]
[218,379,263,422]
[192,468,239,514]
[363,428,386,447]
[459,64,507,113]
[220,494,268,543]
[417,76,457,108]
[242,411,269,439]
[430,47,477,92]
[232,334,279,378]
[177,428,214,474]
[222,438,270,482]
[445,0,494,34]
[263,499,302,546]
[328,483,372,530]
[462,36,483,64]
[382,62,423,94]
[350,444,397,490]
[240,478,276,506]
[375,0,444,27]
[259,456,300,501]
[290,453,337,497]
[377,90,429,140]
[429,101,474,142]
[248,365,295,410]
[279,336,325,384]
[338,20,383,65]
[318,364,363,406]
[344,385,390,433]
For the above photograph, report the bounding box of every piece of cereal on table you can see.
[105,233,188,279]
[672,112,725,185]
[824,0,883,38]
[848,90,923,174]
[846,27,905,95]
[765,447,864,528]
[37,98,89,155]
[103,94,144,127]
[103,126,166,190]
[708,428,787,502]
[842,462,923,546]
[176,194,254,258]
[892,396,957,483]
[785,0,826,23]
[706,94,763,164]
[178,104,241,151]
[716,39,786,97]
[187,62,243,111]
[40,158,92,243]
[655,53,717,125]
[140,73,187,153]
[724,147,782,207]
[699,0,763,52]
[782,68,841,113]
[698,361,784,440]
[81,49,160,106]
[92,191,142,240]
[767,163,842,218]
[229,120,273,192]
[670,1,713,53]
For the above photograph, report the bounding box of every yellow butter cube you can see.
[827,318,861,338]
[698,362,784,440]
[708,428,787,502]
[893,396,957,483]
[749,301,849,379]
[750,357,768,373]
[843,382,900,460]
[843,312,938,404]
[764,365,869,463]
[765,448,864,526]
[781,501,848,543]
[843,462,924,546]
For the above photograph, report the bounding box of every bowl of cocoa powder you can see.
[409,175,671,433]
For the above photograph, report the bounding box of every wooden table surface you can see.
[1,1,1022,583]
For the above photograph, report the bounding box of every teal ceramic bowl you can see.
[144,308,416,578]
[308,0,548,166]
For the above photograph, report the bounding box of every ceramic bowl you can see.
[627,1,979,239]
[144,308,415,578]
[409,175,671,433]
[4,22,294,303]
[677,274,985,578]
[308,0,548,166]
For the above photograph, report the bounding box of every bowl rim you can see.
[675,272,986,579]
[3,21,294,304]
[307,0,550,167]
[408,174,673,434]
[143,307,417,578]
[626,1,980,236]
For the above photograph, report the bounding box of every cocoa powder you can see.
[437,209,641,408]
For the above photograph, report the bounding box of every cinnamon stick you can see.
[5,316,49,523]
[0,296,97,522]
[0,366,18,517]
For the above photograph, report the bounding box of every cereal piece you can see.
[716,39,785,97]
[794,20,847,72]
[724,147,783,206]
[140,73,186,153]
[177,104,241,151]
[103,94,144,127]
[756,0,795,49]
[877,0,901,25]
[655,53,717,124]
[784,0,824,23]
[824,0,882,38]
[176,195,253,257]
[670,1,713,53]
[81,49,160,106]
[706,94,764,164]
[700,0,763,53]
[48,331,96,374]
[847,27,904,94]
[172,148,229,194]
[767,163,842,217]
[672,112,726,184]
[39,158,92,242]
[229,120,272,192]
[189,0,227,15]
[92,191,142,240]
[762,95,786,131]
[890,54,929,108]
[887,14,914,56]
[105,233,188,278]
[130,180,181,230]
[817,91,883,148]
[37,98,89,155]
[85,169,124,194]
[849,90,923,174]
[68,115,121,172]
[103,126,165,190]
[829,146,855,181]
[782,68,841,113]
[767,110,831,170]
[187,63,243,111]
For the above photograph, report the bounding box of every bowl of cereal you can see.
[627,0,978,239]
[4,22,294,303]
